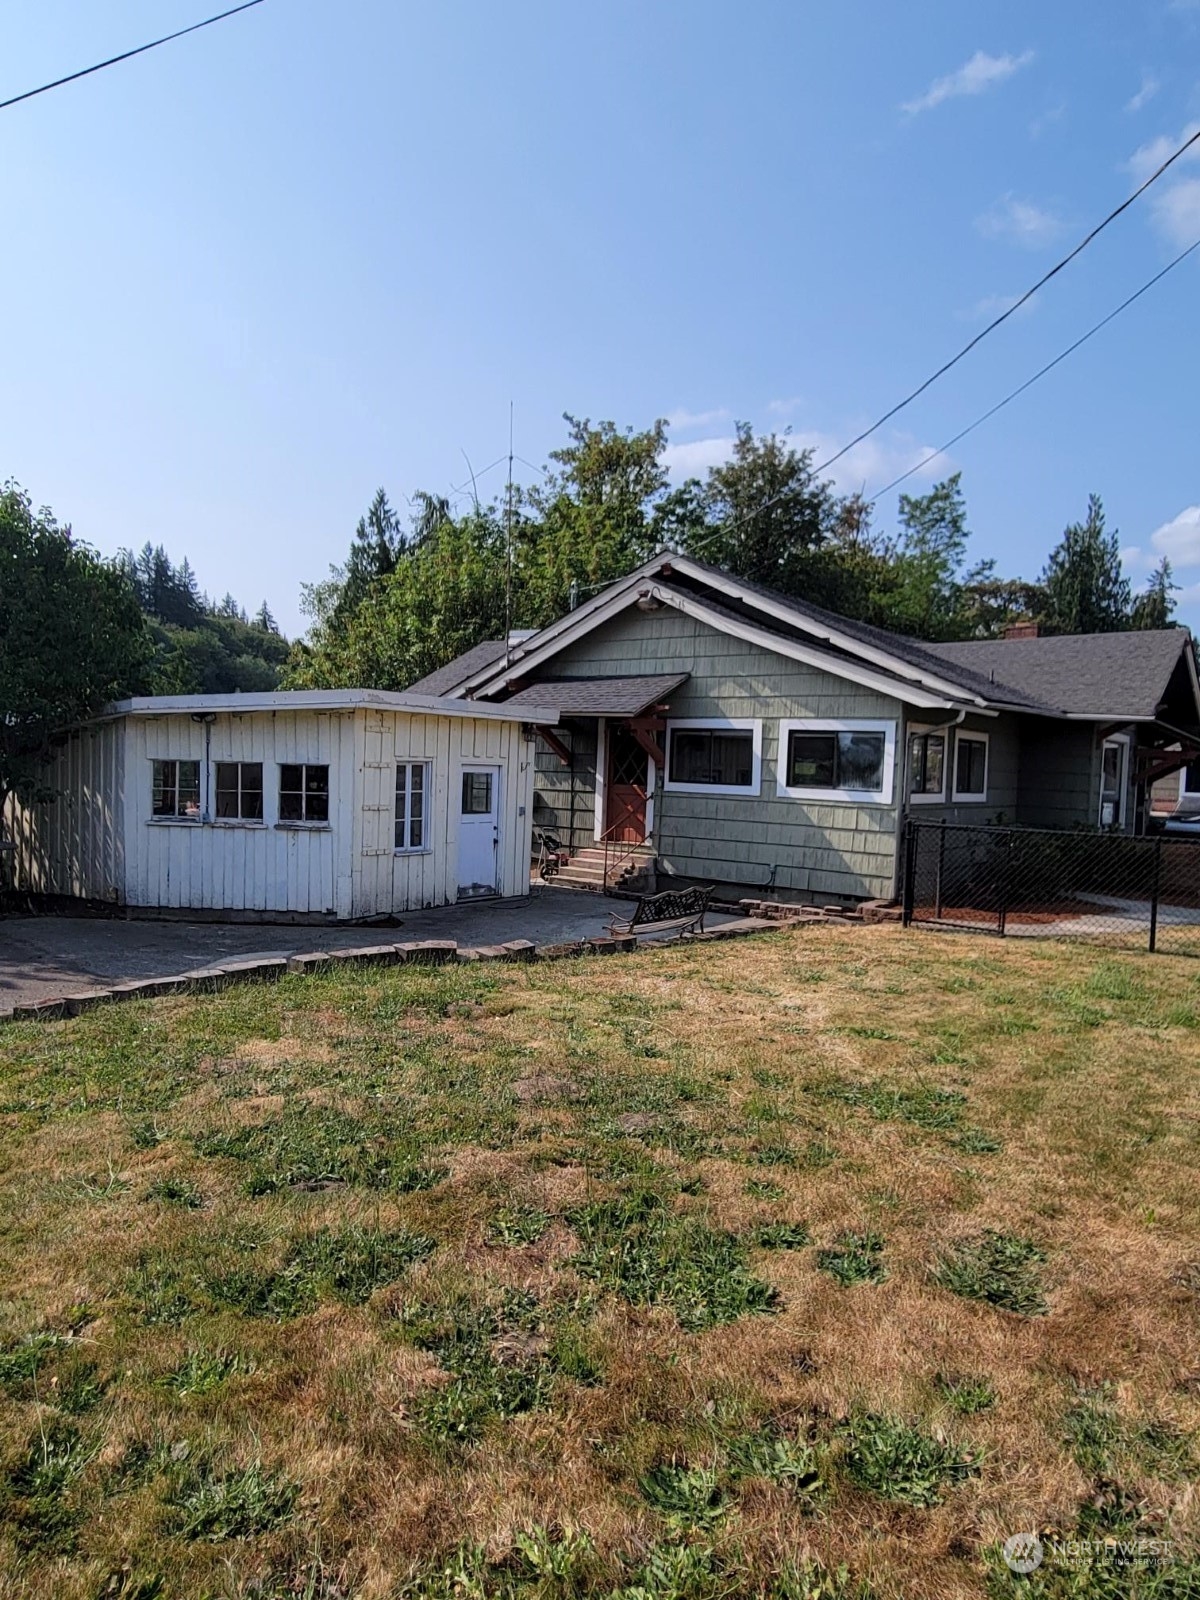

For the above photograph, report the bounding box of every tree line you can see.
[283,415,1176,692]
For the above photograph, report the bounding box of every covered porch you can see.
[502,674,687,891]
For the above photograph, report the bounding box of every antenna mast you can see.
[504,401,514,664]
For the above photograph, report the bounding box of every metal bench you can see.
[606,885,713,942]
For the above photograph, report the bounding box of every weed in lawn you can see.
[744,1178,785,1200]
[161,1347,252,1398]
[568,1189,778,1332]
[816,1231,887,1287]
[813,1077,967,1132]
[751,1222,812,1250]
[725,1428,825,1503]
[207,1225,434,1318]
[638,1462,728,1528]
[802,1139,837,1169]
[934,1230,1048,1315]
[749,1140,797,1167]
[143,1175,203,1208]
[0,1331,62,1393]
[1064,1385,1197,1483]
[129,1119,165,1150]
[2,1417,96,1551]
[194,1106,446,1195]
[50,1354,108,1413]
[934,1373,997,1415]
[953,1126,1003,1156]
[170,1459,299,1541]
[838,1412,981,1507]
[128,1257,199,1325]
[486,1205,550,1247]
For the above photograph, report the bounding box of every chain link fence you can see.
[901,819,1200,956]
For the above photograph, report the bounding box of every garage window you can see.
[279,763,329,823]
[395,762,430,852]
[151,759,200,820]
[215,761,264,821]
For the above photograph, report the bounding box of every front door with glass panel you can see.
[1099,738,1127,828]
[458,766,500,898]
[605,723,649,843]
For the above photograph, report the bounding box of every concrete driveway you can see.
[0,889,665,1012]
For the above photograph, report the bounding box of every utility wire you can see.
[865,234,1200,504]
[0,0,265,113]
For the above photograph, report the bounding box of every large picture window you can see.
[215,761,264,821]
[396,762,430,851]
[777,720,895,804]
[908,729,946,803]
[151,759,201,820]
[279,763,329,824]
[665,720,761,796]
[952,733,989,802]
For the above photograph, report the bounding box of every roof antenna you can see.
[504,401,514,666]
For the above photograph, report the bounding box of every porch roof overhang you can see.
[500,673,688,718]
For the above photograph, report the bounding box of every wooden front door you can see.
[605,723,648,843]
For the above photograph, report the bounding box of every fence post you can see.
[1149,832,1163,954]
[935,818,947,920]
[901,818,916,927]
[997,834,1011,937]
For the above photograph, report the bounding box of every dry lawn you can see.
[0,925,1198,1599]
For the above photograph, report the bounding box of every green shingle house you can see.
[408,554,1200,903]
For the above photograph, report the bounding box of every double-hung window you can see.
[395,762,430,851]
[279,763,329,823]
[908,729,946,803]
[151,759,201,820]
[665,720,761,795]
[215,761,264,821]
[952,733,989,802]
[777,720,895,803]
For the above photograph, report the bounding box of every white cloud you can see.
[1028,103,1066,139]
[766,396,804,416]
[1151,175,1200,246]
[902,49,1034,115]
[1120,543,1156,574]
[958,290,1039,322]
[1125,73,1160,113]
[1150,504,1200,566]
[666,406,730,432]
[1126,120,1200,185]
[663,428,946,498]
[976,194,1066,247]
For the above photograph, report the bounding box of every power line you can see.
[0,0,265,114]
[866,234,1200,504]
[693,121,1200,552]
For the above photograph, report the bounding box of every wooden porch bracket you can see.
[626,716,666,769]
[536,726,572,766]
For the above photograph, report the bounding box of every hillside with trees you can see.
[284,415,1178,693]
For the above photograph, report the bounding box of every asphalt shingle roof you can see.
[404,640,507,697]
[923,630,1191,719]
[500,674,689,716]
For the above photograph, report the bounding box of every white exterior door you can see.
[458,765,500,898]
[1099,736,1129,828]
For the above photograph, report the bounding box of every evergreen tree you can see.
[1130,557,1177,631]
[1040,495,1131,634]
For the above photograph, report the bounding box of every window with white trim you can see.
[908,729,946,803]
[151,759,201,819]
[777,720,896,803]
[665,720,761,795]
[215,761,264,821]
[395,761,430,851]
[279,763,329,823]
[952,733,989,802]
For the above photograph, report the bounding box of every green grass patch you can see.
[750,1221,812,1250]
[838,1412,981,1507]
[934,1230,1048,1315]
[170,1459,299,1541]
[568,1189,778,1332]
[193,1106,446,1195]
[934,1373,997,1415]
[816,1231,887,1287]
[637,1462,728,1528]
[143,1175,204,1208]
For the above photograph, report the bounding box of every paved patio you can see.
[0,888,710,1012]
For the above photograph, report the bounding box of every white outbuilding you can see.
[2,689,557,921]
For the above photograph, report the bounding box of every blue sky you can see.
[3,0,1199,635]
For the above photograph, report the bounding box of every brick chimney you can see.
[1003,621,1040,640]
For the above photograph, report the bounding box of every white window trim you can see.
[395,760,433,855]
[212,759,267,827]
[776,718,896,805]
[907,724,948,805]
[277,761,331,827]
[1099,733,1130,828]
[664,717,762,797]
[149,757,202,823]
[951,730,990,804]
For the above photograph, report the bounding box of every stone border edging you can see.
[0,917,807,1025]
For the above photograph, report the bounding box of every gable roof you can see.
[405,640,508,697]
[411,552,1199,726]
[923,631,1195,720]
[501,674,689,717]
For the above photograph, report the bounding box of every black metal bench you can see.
[606,885,713,942]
